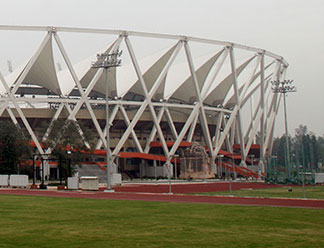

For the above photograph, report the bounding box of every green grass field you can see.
[195,185,324,199]
[0,195,323,248]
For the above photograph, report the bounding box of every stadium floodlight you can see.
[91,50,122,192]
[271,79,296,182]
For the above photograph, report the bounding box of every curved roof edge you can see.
[0,25,289,67]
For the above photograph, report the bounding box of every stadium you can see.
[0,25,289,182]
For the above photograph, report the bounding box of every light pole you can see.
[299,165,306,199]
[39,156,47,189]
[218,154,224,179]
[67,150,72,178]
[248,154,255,181]
[92,50,122,192]
[232,156,236,181]
[167,159,173,194]
[271,155,278,183]
[31,154,38,189]
[174,154,179,180]
[229,177,233,196]
[271,80,296,182]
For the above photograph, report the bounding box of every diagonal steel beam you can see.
[54,32,113,150]
[0,71,44,154]
[113,38,182,157]
[144,106,165,153]
[95,104,120,150]
[259,52,266,168]
[0,33,52,117]
[228,46,246,164]
[164,107,178,140]
[65,37,122,146]
[168,104,201,157]
[42,103,65,142]
[119,105,144,153]
[186,113,199,142]
[184,41,213,155]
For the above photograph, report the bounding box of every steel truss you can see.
[0,26,288,174]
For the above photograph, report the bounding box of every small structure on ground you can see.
[179,143,214,179]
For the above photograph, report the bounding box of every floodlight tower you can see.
[271,79,296,182]
[92,50,122,192]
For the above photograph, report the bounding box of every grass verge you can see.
[0,195,324,247]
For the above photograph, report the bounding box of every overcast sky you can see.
[0,0,323,137]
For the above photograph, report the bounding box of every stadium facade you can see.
[0,26,288,180]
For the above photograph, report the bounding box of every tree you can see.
[271,134,293,167]
[295,125,308,142]
[293,125,309,169]
[45,119,95,184]
[0,120,31,174]
[272,136,284,166]
[318,135,324,167]
[292,125,324,170]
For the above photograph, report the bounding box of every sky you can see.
[0,0,323,137]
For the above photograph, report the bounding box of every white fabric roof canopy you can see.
[3,34,270,109]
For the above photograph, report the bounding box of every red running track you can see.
[109,182,283,194]
[1,185,324,209]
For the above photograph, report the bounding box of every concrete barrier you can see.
[0,175,9,187]
[315,173,324,184]
[111,173,122,185]
[80,176,99,191]
[9,175,29,188]
[67,177,79,190]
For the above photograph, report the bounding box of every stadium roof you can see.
[3,34,278,107]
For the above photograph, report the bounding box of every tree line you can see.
[0,119,323,178]
[0,119,95,185]
[272,125,324,170]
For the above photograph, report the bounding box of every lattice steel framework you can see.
[0,26,288,174]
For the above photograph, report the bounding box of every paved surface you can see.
[1,182,324,209]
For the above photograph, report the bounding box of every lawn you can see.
[0,195,323,248]
[194,185,324,199]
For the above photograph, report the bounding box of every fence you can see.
[266,157,315,184]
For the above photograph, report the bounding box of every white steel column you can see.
[54,32,112,150]
[113,38,182,157]
[244,79,272,159]
[201,49,229,150]
[259,52,265,172]
[5,108,18,125]
[119,105,144,153]
[184,41,213,154]
[164,107,178,140]
[124,36,170,157]
[228,46,246,166]
[95,104,120,150]
[144,106,165,153]
[65,37,122,148]
[265,95,282,155]
[186,113,198,142]
[264,62,286,155]
[213,112,223,147]
[66,67,106,145]
[168,104,201,157]
[42,103,65,142]
[64,103,91,148]
[263,60,282,154]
